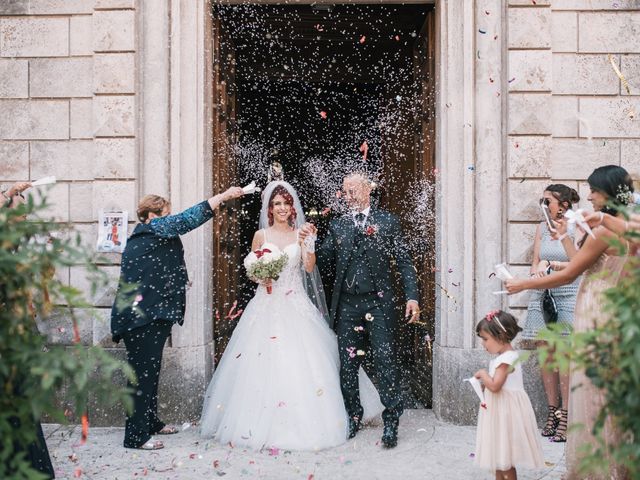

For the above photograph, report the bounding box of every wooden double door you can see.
[208,5,436,406]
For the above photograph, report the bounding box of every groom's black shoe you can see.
[381,420,399,448]
[348,417,361,439]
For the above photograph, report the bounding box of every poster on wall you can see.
[96,210,128,253]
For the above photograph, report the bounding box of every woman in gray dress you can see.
[522,184,581,443]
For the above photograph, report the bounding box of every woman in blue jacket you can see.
[111,186,243,449]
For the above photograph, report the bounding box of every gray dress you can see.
[522,222,580,339]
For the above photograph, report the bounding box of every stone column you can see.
[153,0,215,422]
[432,0,508,424]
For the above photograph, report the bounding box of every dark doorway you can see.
[210,3,436,407]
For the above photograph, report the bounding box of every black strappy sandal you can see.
[541,405,559,437]
[551,408,567,443]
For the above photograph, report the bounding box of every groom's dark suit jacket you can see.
[317,208,419,328]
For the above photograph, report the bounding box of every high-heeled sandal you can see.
[541,405,559,437]
[551,408,567,443]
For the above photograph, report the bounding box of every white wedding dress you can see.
[200,238,383,451]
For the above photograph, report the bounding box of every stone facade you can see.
[1,0,639,426]
[0,0,138,424]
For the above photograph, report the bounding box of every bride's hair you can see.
[267,185,297,227]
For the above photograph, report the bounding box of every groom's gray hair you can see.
[344,171,371,186]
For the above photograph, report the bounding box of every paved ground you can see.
[45,410,566,480]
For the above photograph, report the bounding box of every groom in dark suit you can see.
[307,172,420,448]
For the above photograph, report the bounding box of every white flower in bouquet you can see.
[244,243,289,294]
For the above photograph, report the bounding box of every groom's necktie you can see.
[355,213,365,228]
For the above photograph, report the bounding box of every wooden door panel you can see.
[211,17,240,364]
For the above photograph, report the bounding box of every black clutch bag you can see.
[541,289,558,324]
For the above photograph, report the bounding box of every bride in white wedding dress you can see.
[200,181,383,451]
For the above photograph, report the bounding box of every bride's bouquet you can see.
[244,244,289,294]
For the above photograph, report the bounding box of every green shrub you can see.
[0,193,134,479]
[538,213,640,479]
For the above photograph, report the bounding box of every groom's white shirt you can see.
[351,206,370,227]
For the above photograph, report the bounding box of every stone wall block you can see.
[551,139,620,179]
[551,11,577,53]
[577,181,593,212]
[621,140,640,179]
[552,96,578,137]
[508,223,538,264]
[508,94,552,135]
[507,265,533,309]
[508,136,552,178]
[93,96,135,137]
[93,10,135,52]
[87,347,126,427]
[92,308,117,348]
[508,179,549,221]
[33,181,69,222]
[0,141,28,180]
[578,13,640,53]
[158,346,211,423]
[30,58,94,98]
[94,138,136,178]
[70,98,94,139]
[69,182,93,222]
[0,0,93,15]
[508,7,551,49]
[30,140,95,181]
[36,308,93,346]
[0,59,28,98]
[94,0,136,8]
[0,100,68,140]
[70,265,120,309]
[0,17,68,57]
[70,15,93,56]
[579,97,640,138]
[620,55,640,95]
[509,50,552,92]
[94,53,135,94]
[552,54,619,95]
[92,180,136,221]
[509,0,550,5]
[552,0,640,10]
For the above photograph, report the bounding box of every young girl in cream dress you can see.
[473,310,544,480]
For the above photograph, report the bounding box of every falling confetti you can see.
[359,140,369,161]
[80,414,89,445]
[319,111,327,119]
[478,29,487,34]
[359,35,366,44]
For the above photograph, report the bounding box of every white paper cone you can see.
[494,263,513,281]
[242,181,261,195]
[31,176,56,187]
[464,376,486,404]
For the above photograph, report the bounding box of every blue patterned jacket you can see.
[111,201,214,342]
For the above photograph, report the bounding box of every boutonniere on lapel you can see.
[365,224,378,236]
